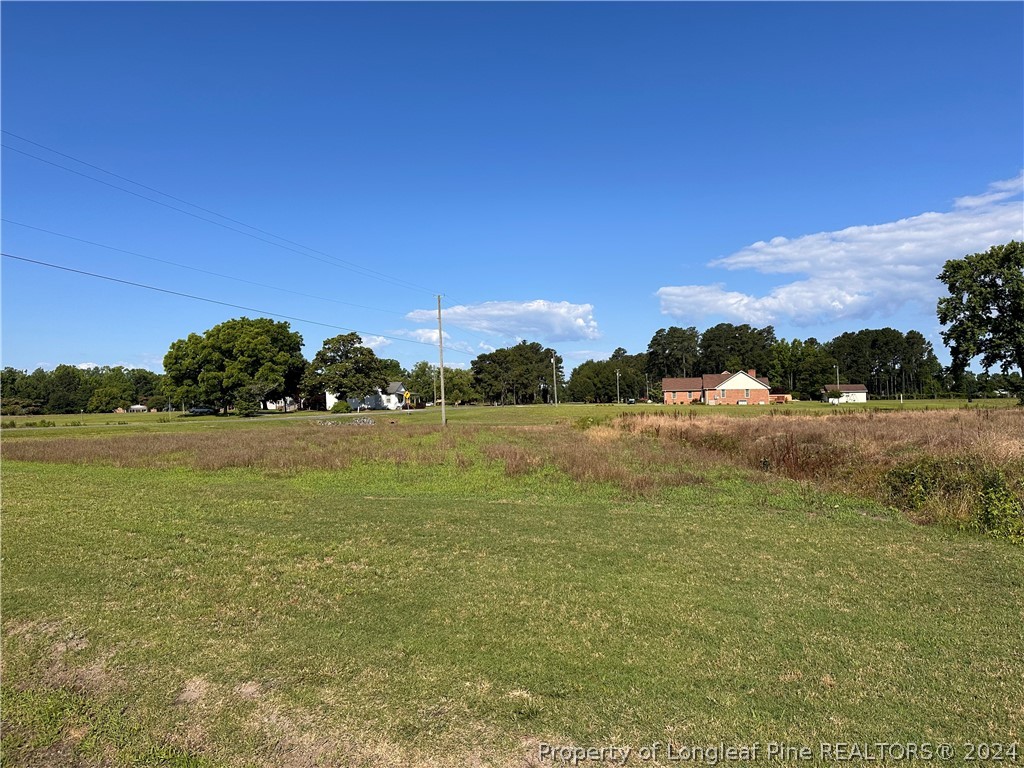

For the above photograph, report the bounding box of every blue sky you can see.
[3,2,1022,374]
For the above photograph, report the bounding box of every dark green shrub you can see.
[21,419,56,428]
[234,392,260,418]
[976,470,1024,543]
[330,400,352,414]
[886,456,1024,543]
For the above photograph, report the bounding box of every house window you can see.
[745,389,750,398]
[687,391,692,400]
[720,389,726,398]
[672,392,677,402]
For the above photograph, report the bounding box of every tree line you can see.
[562,324,1015,404]
[3,242,1020,413]
[4,320,1017,415]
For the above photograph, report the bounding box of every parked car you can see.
[188,406,217,416]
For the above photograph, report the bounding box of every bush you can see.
[330,400,352,414]
[886,456,1024,543]
[976,470,1024,544]
[234,391,260,418]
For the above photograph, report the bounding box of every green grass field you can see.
[1,396,1016,434]
[2,406,1022,767]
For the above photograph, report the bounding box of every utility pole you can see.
[615,368,621,404]
[437,295,447,427]
[645,373,650,403]
[551,354,558,406]
[834,364,840,405]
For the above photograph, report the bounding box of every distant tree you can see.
[0,367,41,415]
[47,365,92,413]
[302,332,388,404]
[1,367,50,414]
[646,326,700,378]
[164,317,305,411]
[87,367,136,412]
[698,323,776,375]
[127,368,163,404]
[767,340,795,393]
[234,385,262,417]
[792,339,838,400]
[471,341,560,405]
[826,327,944,397]
[379,358,408,383]
[567,349,646,403]
[146,394,170,412]
[441,367,480,405]
[937,242,1024,402]
[406,361,439,403]
[566,359,604,403]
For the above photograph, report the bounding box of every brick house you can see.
[662,370,770,406]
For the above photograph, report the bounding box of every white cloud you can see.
[360,334,393,353]
[76,362,99,370]
[396,328,447,345]
[390,328,476,356]
[563,349,608,361]
[953,171,1024,209]
[658,174,1024,326]
[406,300,600,341]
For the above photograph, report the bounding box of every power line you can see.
[2,131,509,357]
[5,217,496,356]
[2,252,471,355]
[2,218,410,318]
[2,137,438,295]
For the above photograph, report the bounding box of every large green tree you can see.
[163,317,305,412]
[566,349,647,403]
[46,365,93,413]
[441,367,480,405]
[406,361,439,403]
[471,341,561,405]
[937,242,1024,399]
[86,367,136,412]
[698,323,776,376]
[302,333,388,404]
[826,328,944,397]
[646,326,699,378]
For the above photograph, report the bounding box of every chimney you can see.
[748,369,756,377]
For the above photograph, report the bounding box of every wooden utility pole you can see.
[437,295,447,427]
[551,354,558,406]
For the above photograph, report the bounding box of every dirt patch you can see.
[234,680,262,700]
[174,675,211,705]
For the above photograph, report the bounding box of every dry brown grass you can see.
[481,425,704,496]
[616,408,1024,535]
[0,423,467,473]
[1,419,709,498]
[5,409,1021,530]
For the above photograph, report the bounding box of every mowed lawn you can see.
[2,411,1022,767]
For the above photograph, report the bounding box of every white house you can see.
[822,384,868,404]
[264,397,297,412]
[327,382,411,411]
